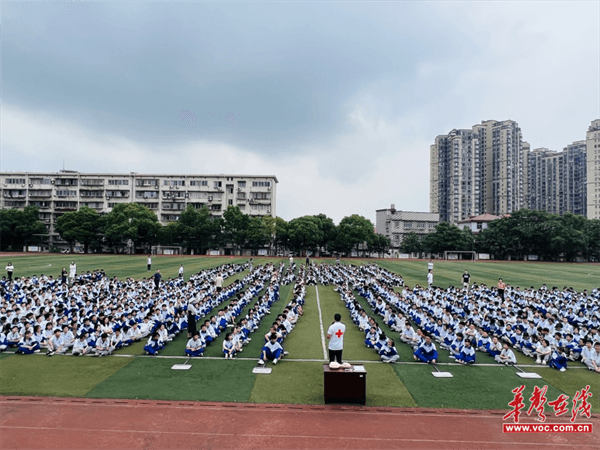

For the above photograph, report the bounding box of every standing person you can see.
[69,261,77,285]
[462,270,471,291]
[289,255,294,266]
[214,272,223,293]
[147,255,152,272]
[61,267,68,285]
[428,259,434,271]
[497,278,506,301]
[306,255,310,266]
[178,264,184,279]
[326,313,346,364]
[427,270,433,288]
[5,262,14,281]
[186,300,197,339]
[153,269,161,290]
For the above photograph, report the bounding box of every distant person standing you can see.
[69,261,77,285]
[462,270,471,291]
[427,270,433,288]
[147,255,152,272]
[497,278,506,301]
[153,269,161,289]
[326,313,346,364]
[289,255,294,266]
[61,267,68,285]
[215,272,223,293]
[178,264,184,279]
[5,262,14,281]
[306,255,310,266]
[428,259,434,271]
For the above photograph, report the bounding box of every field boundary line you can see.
[315,285,328,360]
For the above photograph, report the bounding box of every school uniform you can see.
[549,350,568,371]
[17,337,40,354]
[143,337,160,355]
[379,344,400,363]
[495,348,516,364]
[222,339,235,357]
[72,339,89,355]
[185,337,205,357]
[262,341,283,361]
[457,346,476,364]
[414,341,438,363]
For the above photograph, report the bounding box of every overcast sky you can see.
[2,1,599,223]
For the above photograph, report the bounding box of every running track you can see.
[1,397,598,449]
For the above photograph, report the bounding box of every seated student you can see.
[0,330,9,352]
[110,329,124,351]
[379,338,400,364]
[222,332,236,359]
[365,326,378,348]
[61,325,75,349]
[455,339,476,365]
[564,334,581,360]
[32,325,48,350]
[401,323,419,349]
[143,332,161,356]
[258,333,284,365]
[95,333,113,357]
[549,347,568,372]
[535,339,552,364]
[72,334,91,356]
[448,333,464,358]
[121,326,133,346]
[6,326,21,348]
[413,335,438,364]
[486,336,503,358]
[375,332,388,351]
[185,332,205,357]
[581,341,600,372]
[495,343,517,365]
[16,331,40,354]
[47,329,68,356]
[476,331,491,352]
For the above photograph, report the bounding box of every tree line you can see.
[0,204,390,256]
[401,209,600,261]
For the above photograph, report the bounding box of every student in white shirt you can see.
[258,333,284,365]
[72,334,91,356]
[495,343,517,365]
[326,313,345,364]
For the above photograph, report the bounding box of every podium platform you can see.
[323,364,367,405]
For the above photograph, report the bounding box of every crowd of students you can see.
[325,262,600,373]
[0,263,249,357]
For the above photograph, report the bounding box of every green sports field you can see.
[0,254,598,411]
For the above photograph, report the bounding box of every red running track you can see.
[1,397,598,450]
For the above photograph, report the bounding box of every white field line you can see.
[315,285,328,361]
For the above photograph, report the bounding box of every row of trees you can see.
[402,209,600,261]
[0,204,390,256]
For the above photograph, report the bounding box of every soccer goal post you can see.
[443,251,477,261]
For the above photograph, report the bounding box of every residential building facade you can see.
[375,205,439,257]
[430,120,526,223]
[1,171,278,246]
[587,119,600,219]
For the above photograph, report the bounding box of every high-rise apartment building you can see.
[587,119,600,219]
[1,171,278,246]
[430,120,525,222]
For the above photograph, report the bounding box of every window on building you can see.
[237,181,246,188]
[108,179,129,186]
[252,181,271,187]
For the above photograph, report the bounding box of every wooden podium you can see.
[323,364,367,405]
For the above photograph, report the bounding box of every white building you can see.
[1,171,278,247]
[457,213,501,233]
[375,205,439,257]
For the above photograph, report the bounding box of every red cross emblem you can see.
[335,329,344,338]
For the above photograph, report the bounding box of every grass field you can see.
[0,254,598,411]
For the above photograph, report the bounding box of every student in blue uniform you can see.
[549,347,568,372]
[144,332,161,356]
[414,334,438,364]
[379,338,400,363]
[455,339,476,365]
[16,331,40,354]
[258,333,284,365]
[185,332,205,357]
[223,332,236,359]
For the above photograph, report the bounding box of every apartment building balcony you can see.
[29,190,52,198]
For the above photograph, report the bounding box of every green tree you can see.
[274,217,289,255]
[55,206,103,253]
[172,205,216,254]
[0,206,47,250]
[222,206,249,254]
[246,216,270,254]
[369,233,391,258]
[103,203,161,252]
[401,232,423,257]
[335,215,375,257]
[422,222,471,255]
[287,216,323,254]
[313,213,337,256]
